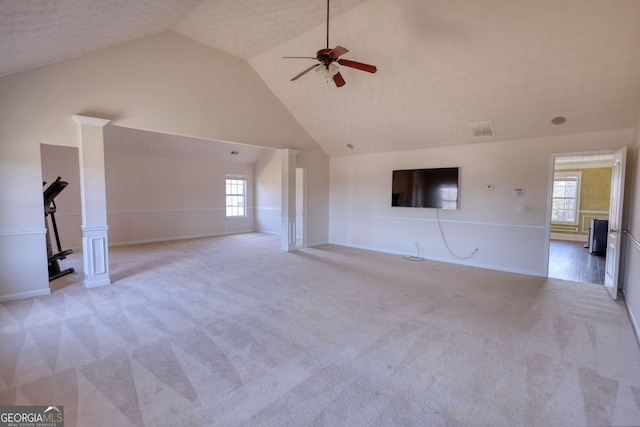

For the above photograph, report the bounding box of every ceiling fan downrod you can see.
[283,0,377,87]
[326,0,330,49]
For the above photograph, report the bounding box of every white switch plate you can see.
[515,204,524,212]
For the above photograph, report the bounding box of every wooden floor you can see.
[548,239,605,285]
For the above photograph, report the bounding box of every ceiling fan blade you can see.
[337,59,377,73]
[291,64,320,81]
[329,46,349,58]
[333,72,346,87]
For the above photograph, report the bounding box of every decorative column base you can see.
[82,225,111,288]
[281,214,297,252]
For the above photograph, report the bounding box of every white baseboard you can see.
[109,230,255,247]
[625,292,640,348]
[305,240,329,248]
[329,240,544,278]
[0,287,51,303]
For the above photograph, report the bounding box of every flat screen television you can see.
[392,167,459,209]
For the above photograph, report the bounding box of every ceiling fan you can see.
[283,0,377,87]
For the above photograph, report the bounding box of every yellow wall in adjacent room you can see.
[551,167,612,240]
[579,168,613,211]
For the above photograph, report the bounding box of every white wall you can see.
[0,31,329,301]
[106,150,254,245]
[329,129,634,276]
[296,168,304,243]
[41,133,262,248]
[254,150,282,235]
[623,111,640,341]
[253,148,329,246]
[298,149,330,246]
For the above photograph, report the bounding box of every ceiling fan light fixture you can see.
[284,0,377,87]
[316,62,339,81]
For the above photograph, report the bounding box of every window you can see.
[225,177,246,217]
[552,172,581,223]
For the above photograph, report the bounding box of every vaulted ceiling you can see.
[2,0,640,157]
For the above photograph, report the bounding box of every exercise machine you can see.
[43,177,75,281]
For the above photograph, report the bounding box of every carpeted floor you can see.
[1,233,639,426]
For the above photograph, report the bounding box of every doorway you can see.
[547,153,615,285]
[40,143,83,291]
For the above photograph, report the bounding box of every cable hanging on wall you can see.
[436,208,478,260]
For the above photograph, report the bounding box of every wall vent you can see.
[468,121,495,139]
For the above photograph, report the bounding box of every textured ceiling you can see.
[173,0,368,60]
[0,0,203,76]
[105,125,270,164]
[248,0,640,156]
[2,0,640,158]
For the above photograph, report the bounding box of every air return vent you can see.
[468,121,495,139]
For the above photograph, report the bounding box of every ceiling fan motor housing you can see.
[284,0,377,87]
[317,48,336,65]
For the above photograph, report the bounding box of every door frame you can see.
[604,146,627,299]
[544,148,621,280]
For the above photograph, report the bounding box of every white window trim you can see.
[225,175,247,218]
[551,171,582,225]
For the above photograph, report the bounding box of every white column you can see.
[72,115,111,288]
[281,149,300,251]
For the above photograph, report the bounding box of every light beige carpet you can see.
[1,233,639,426]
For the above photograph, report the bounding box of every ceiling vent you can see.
[468,121,495,139]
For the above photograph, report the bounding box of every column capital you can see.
[72,115,111,127]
